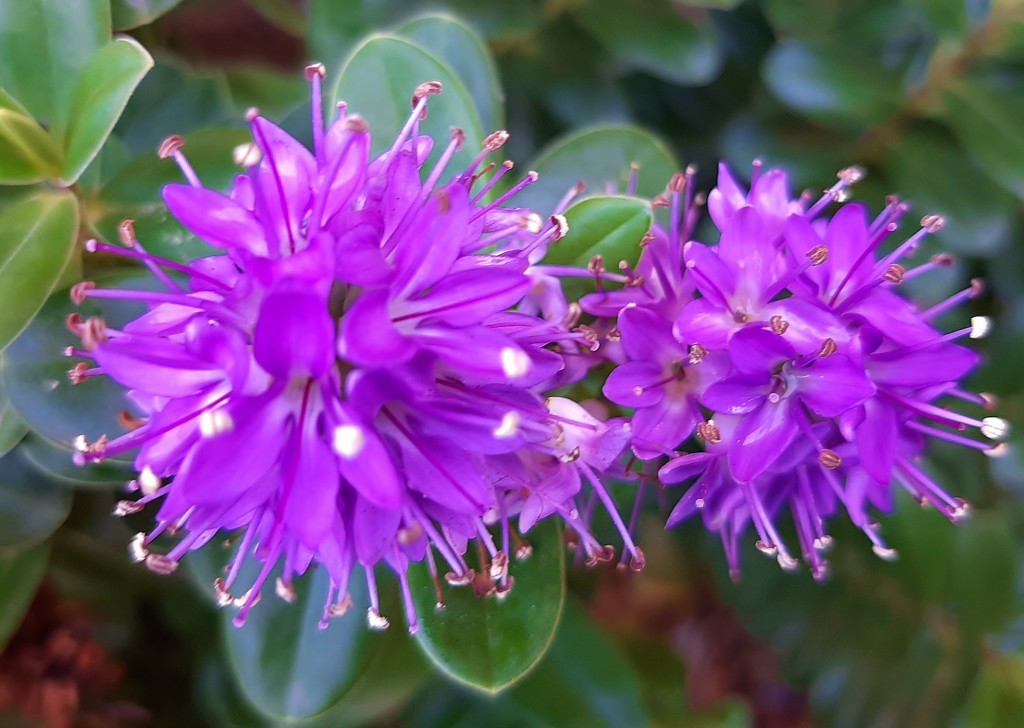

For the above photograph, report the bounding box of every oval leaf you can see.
[0,191,78,352]
[408,519,566,693]
[0,446,72,550]
[0,541,49,651]
[331,34,484,172]
[517,125,676,214]
[0,88,63,184]
[111,0,183,29]
[61,37,154,185]
[223,561,373,720]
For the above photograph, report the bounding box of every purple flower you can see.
[598,161,1007,579]
[66,67,640,630]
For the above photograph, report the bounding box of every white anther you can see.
[73,435,88,453]
[493,411,521,439]
[275,578,297,603]
[129,532,148,563]
[232,142,262,167]
[981,417,1010,441]
[367,608,390,630]
[969,316,992,339]
[199,408,235,438]
[332,424,366,458]
[139,466,162,495]
[500,347,530,379]
[872,545,898,561]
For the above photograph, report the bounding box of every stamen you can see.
[157,135,202,187]
[332,424,366,458]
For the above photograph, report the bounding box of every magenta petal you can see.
[659,452,715,484]
[674,298,732,350]
[320,128,370,225]
[717,206,771,295]
[254,284,335,379]
[95,338,223,397]
[251,117,316,252]
[868,342,979,387]
[353,494,401,565]
[728,398,796,482]
[763,297,849,356]
[701,376,767,415]
[285,430,339,549]
[333,405,403,509]
[618,306,684,364]
[397,268,530,327]
[823,203,871,295]
[791,355,875,417]
[855,398,897,483]
[707,162,746,231]
[337,289,413,367]
[728,326,795,375]
[631,395,697,457]
[392,185,470,297]
[845,289,939,345]
[604,361,665,408]
[163,184,268,256]
[683,241,735,307]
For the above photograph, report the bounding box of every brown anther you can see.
[444,569,475,587]
[327,594,353,617]
[651,194,670,209]
[113,500,143,516]
[471,569,496,598]
[885,194,901,207]
[495,575,515,600]
[688,343,708,365]
[397,522,424,545]
[436,189,451,214]
[88,435,109,455]
[275,577,297,603]
[304,62,326,80]
[483,130,509,151]
[118,219,137,246]
[931,253,955,267]
[599,545,616,562]
[489,551,509,580]
[212,579,233,606]
[145,553,178,575]
[117,410,144,431]
[769,315,789,335]
[629,547,646,571]
[563,529,579,551]
[807,244,829,266]
[515,542,533,560]
[829,188,850,203]
[921,214,945,232]
[694,191,707,206]
[70,281,96,305]
[668,172,686,193]
[68,362,90,385]
[344,115,369,133]
[81,317,108,350]
[244,107,260,122]
[969,278,985,297]
[157,135,185,159]
[559,446,581,463]
[838,166,865,184]
[65,312,84,335]
[572,180,587,195]
[817,338,838,358]
[588,255,605,274]
[697,421,721,445]
[883,263,905,284]
[606,326,621,343]
[640,231,657,247]
[562,302,582,329]
[411,81,443,118]
[550,214,569,240]
[449,126,465,150]
[819,449,842,469]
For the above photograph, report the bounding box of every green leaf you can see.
[963,654,1024,727]
[517,124,677,214]
[0,191,78,353]
[574,0,720,85]
[548,196,652,301]
[944,77,1024,201]
[507,601,647,727]
[245,0,306,35]
[111,0,183,29]
[408,519,566,693]
[949,513,1017,642]
[0,0,110,134]
[19,434,132,488]
[0,446,72,550]
[0,88,63,184]
[394,14,502,133]
[331,34,485,172]
[222,562,374,720]
[0,541,49,651]
[0,374,27,460]
[61,38,154,185]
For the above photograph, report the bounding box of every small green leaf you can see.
[0,191,78,353]
[0,541,49,651]
[61,37,154,185]
[395,14,502,132]
[0,0,110,134]
[548,196,652,301]
[0,88,63,184]
[517,125,676,214]
[507,601,647,727]
[0,446,72,550]
[408,519,566,693]
[331,34,484,172]
[574,0,720,85]
[111,0,183,29]
[222,562,373,720]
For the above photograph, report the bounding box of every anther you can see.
[118,219,137,246]
[157,135,185,159]
[921,214,945,232]
[550,214,569,240]
[275,578,297,603]
[981,393,999,410]
[113,500,143,517]
[304,62,326,80]
[500,347,531,379]
[932,253,955,267]
[444,570,475,587]
[777,553,800,571]
[129,533,148,563]
[65,313,84,335]
[985,443,1009,458]
[68,362,90,385]
[367,608,391,630]
[118,410,144,431]
[884,263,905,284]
[838,166,865,184]
[484,130,509,151]
[755,540,777,557]
[629,547,646,571]
[397,522,423,545]
[817,338,838,358]
[493,411,521,439]
[697,421,721,445]
[981,417,1010,441]
[495,575,515,601]
[606,326,621,343]
[970,316,992,339]
[668,172,686,193]
[244,107,260,122]
[819,449,842,469]
[872,545,898,561]
[333,425,366,458]
[449,126,465,150]
[688,343,708,364]
[145,553,178,575]
[327,595,353,618]
[969,278,985,297]
[559,446,581,463]
[199,409,235,438]
[489,551,509,580]
[951,498,971,521]
[81,317,108,350]
[344,115,369,133]
[588,255,605,275]
[807,244,829,265]
[70,281,96,305]
[214,579,234,607]
[232,143,261,167]
[769,315,789,335]
[651,194,670,209]
[139,466,162,495]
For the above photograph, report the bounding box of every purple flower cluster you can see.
[594,163,1007,580]
[66,67,641,630]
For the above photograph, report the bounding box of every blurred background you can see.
[2,0,1024,726]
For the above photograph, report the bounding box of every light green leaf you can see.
[331,34,485,172]
[0,0,110,134]
[61,37,154,185]
[408,519,566,693]
[111,0,183,29]
[0,372,27,460]
[0,446,72,550]
[0,88,62,184]
[0,191,78,353]
[0,541,49,651]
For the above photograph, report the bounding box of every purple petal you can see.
[717,206,772,297]
[604,361,665,408]
[285,427,340,549]
[253,284,335,379]
[791,355,875,417]
[337,289,414,367]
[353,494,401,565]
[396,268,529,327]
[319,127,370,225]
[701,376,767,415]
[391,185,470,297]
[674,298,732,351]
[631,394,697,457]
[707,162,746,231]
[163,184,268,256]
[728,398,796,482]
[618,306,685,364]
[683,241,735,307]
[659,452,715,484]
[728,325,795,375]
[868,342,979,387]
[855,398,897,483]
[763,297,849,356]
[251,117,316,253]
[332,403,403,509]
[94,338,223,397]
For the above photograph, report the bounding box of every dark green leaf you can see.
[516,125,677,214]
[19,434,132,488]
[408,519,566,693]
[0,374,27,460]
[963,654,1024,727]
[0,191,78,352]
[223,562,373,720]
[111,0,183,29]
[574,0,720,85]
[0,88,62,184]
[508,601,647,727]
[0,0,109,134]
[0,446,71,550]
[245,0,306,35]
[61,37,154,185]
[548,196,652,300]
[331,34,484,172]
[0,541,49,651]
[949,512,1017,641]
[221,68,308,120]
[395,14,502,132]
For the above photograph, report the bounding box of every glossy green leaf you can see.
[517,125,676,214]
[0,375,27,460]
[507,601,647,727]
[0,191,78,353]
[223,562,373,720]
[111,0,183,29]
[574,0,720,85]
[395,14,502,133]
[0,541,49,651]
[331,34,484,172]
[0,88,62,184]
[950,513,1017,642]
[408,519,565,693]
[0,446,72,550]
[61,38,154,185]
[944,77,1024,200]
[19,434,132,488]
[0,0,109,133]
[549,196,652,300]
